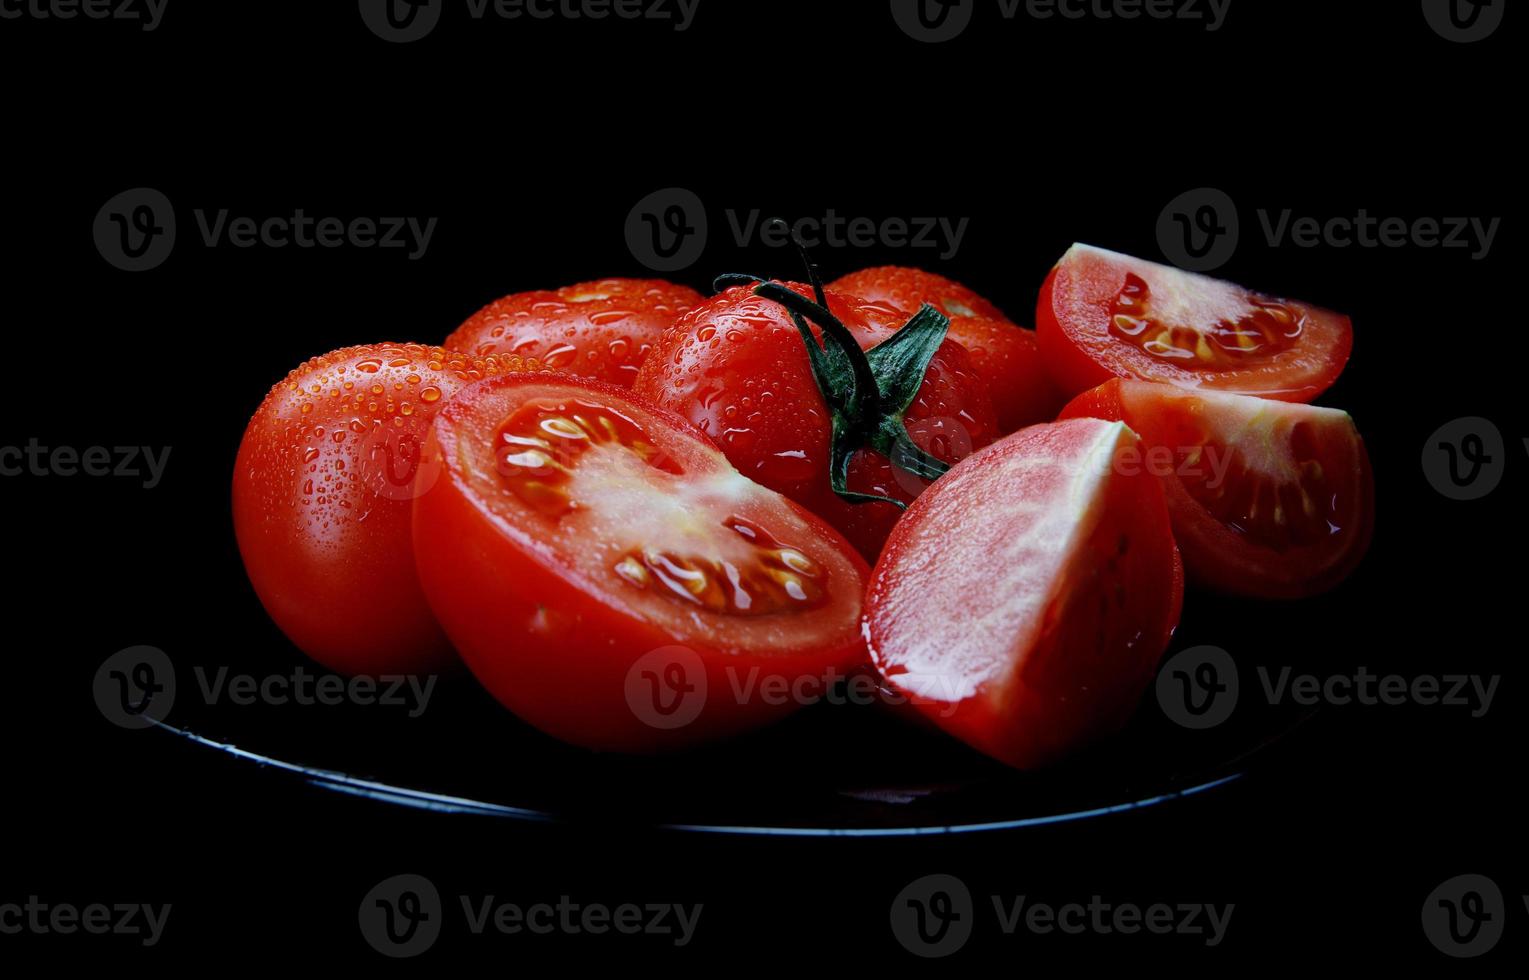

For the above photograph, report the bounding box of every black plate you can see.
[145,642,1316,836]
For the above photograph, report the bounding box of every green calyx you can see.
[711,270,953,510]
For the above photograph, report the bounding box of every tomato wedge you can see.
[865,419,1183,770]
[1062,379,1373,598]
[1037,244,1353,402]
[412,375,870,751]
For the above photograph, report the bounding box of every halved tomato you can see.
[1061,379,1373,598]
[412,375,870,752]
[864,418,1183,770]
[1037,244,1353,402]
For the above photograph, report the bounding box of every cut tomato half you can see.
[1037,244,1353,402]
[412,375,870,752]
[864,418,1183,770]
[1062,379,1373,598]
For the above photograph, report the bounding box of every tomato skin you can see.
[1061,379,1374,599]
[865,419,1183,770]
[833,267,1062,431]
[1037,265,1118,398]
[232,343,535,676]
[830,266,1011,323]
[633,283,999,563]
[412,374,871,752]
[445,278,704,388]
[1037,245,1354,402]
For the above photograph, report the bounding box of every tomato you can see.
[633,282,999,563]
[865,418,1184,770]
[445,278,704,388]
[411,374,871,752]
[833,266,1063,432]
[1061,379,1373,598]
[1037,244,1353,402]
[232,343,536,675]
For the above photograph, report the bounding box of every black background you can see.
[2,0,1522,967]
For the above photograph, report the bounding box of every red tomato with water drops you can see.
[1037,244,1353,401]
[832,266,1064,432]
[445,278,704,387]
[411,374,870,752]
[1061,379,1374,598]
[865,418,1184,770]
[632,282,999,563]
[232,343,538,675]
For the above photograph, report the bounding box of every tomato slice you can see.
[1037,244,1353,402]
[865,419,1183,770]
[412,375,870,751]
[1062,379,1373,598]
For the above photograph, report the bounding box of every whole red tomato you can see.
[233,343,535,675]
[633,281,998,562]
[833,266,1063,432]
[445,278,704,387]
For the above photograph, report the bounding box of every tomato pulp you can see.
[1037,244,1353,402]
[865,418,1183,769]
[412,375,871,752]
[1062,379,1373,598]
